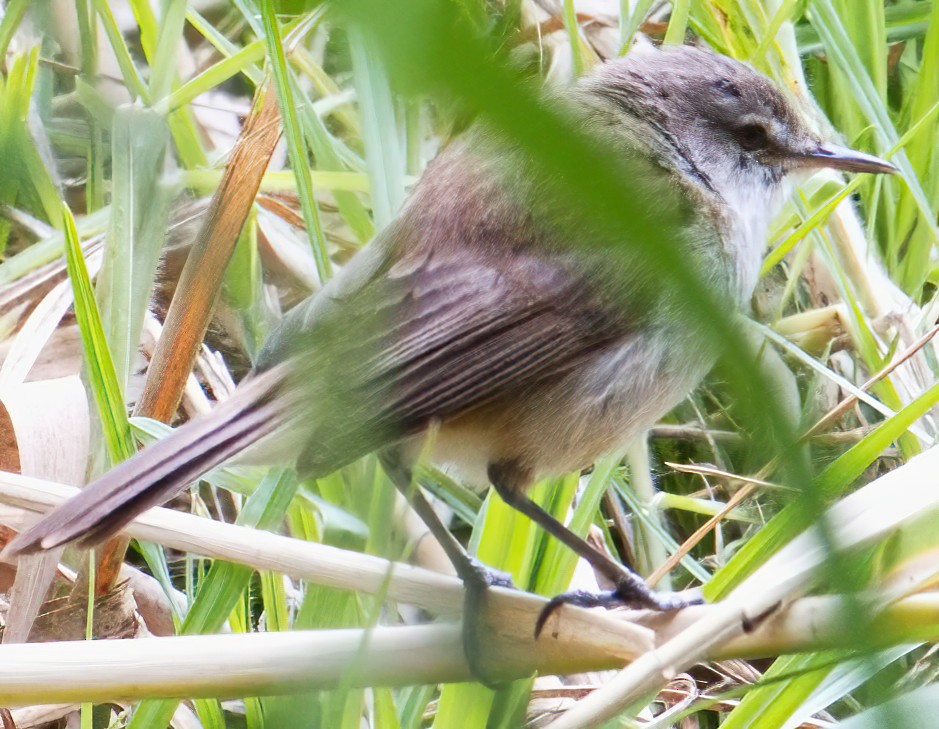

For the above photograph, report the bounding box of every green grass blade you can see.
[95,105,171,390]
[147,0,187,101]
[809,0,938,289]
[0,0,29,61]
[664,0,691,46]
[834,683,939,727]
[163,39,267,114]
[349,29,405,229]
[91,0,149,102]
[720,652,839,729]
[796,2,934,54]
[761,178,862,276]
[62,202,135,464]
[260,0,332,282]
[562,0,585,75]
[619,0,656,54]
[532,457,614,595]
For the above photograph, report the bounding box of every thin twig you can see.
[802,321,939,441]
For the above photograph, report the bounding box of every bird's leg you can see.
[378,450,512,685]
[487,461,702,638]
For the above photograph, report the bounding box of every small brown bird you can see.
[4,44,895,666]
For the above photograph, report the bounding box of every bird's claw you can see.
[460,557,518,687]
[535,575,703,638]
[463,557,515,590]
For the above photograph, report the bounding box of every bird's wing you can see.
[283,248,631,473]
[371,257,619,422]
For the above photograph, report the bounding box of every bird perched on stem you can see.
[4,43,895,676]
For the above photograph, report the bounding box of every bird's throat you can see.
[716,171,791,305]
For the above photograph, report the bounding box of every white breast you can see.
[715,168,792,304]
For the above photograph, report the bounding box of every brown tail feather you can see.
[4,368,290,556]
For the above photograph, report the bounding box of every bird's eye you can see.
[736,123,770,152]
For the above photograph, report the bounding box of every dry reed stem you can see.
[0,591,937,706]
[0,471,655,672]
[135,80,281,421]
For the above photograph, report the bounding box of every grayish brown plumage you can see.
[4,46,895,638]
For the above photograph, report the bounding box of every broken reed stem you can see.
[135,81,282,422]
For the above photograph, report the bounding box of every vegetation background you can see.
[0,0,937,727]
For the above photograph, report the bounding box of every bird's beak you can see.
[804,143,898,175]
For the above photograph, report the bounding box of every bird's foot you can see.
[534,570,702,638]
[458,558,517,688]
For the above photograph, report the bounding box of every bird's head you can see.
[582,44,896,199]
